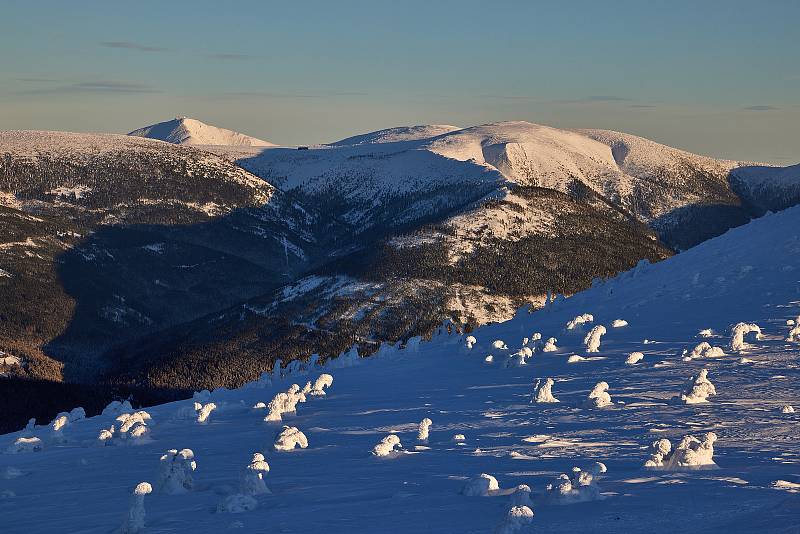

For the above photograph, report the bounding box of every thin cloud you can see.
[206,53,252,61]
[742,105,779,111]
[17,80,160,95]
[15,77,60,82]
[629,104,657,109]
[475,94,538,100]
[554,95,633,104]
[220,90,367,99]
[101,41,167,52]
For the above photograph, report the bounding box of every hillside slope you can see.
[2,204,799,532]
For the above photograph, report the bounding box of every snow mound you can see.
[218,494,258,514]
[585,382,612,408]
[129,117,274,147]
[644,433,718,469]
[730,322,763,352]
[372,434,403,457]
[542,337,558,352]
[611,319,629,328]
[7,436,43,454]
[683,342,725,360]
[309,374,334,396]
[494,505,534,534]
[625,352,644,365]
[545,463,607,504]
[781,405,795,414]
[566,313,594,330]
[102,400,133,417]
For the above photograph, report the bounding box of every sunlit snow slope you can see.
[129,117,275,147]
[2,204,799,533]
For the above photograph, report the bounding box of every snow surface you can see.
[330,124,461,146]
[128,118,275,147]
[2,205,800,531]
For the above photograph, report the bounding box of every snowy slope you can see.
[3,205,799,533]
[330,124,461,146]
[129,117,275,147]
[729,163,800,214]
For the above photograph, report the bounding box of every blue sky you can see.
[1,0,798,163]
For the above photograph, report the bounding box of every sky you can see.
[1,0,798,164]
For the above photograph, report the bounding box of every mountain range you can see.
[0,118,797,431]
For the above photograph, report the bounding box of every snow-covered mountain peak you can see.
[330,124,461,146]
[128,117,275,147]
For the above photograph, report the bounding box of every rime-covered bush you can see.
[781,405,795,414]
[542,337,558,352]
[545,463,606,504]
[644,433,717,469]
[196,402,217,424]
[309,374,334,396]
[533,378,559,403]
[417,418,433,442]
[102,400,133,417]
[120,482,152,534]
[683,342,725,361]
[157,448,196,494]
[585,382,612,408]
[492,340,508,350]
[372,434,402,457]
[677,369,716,404]
[494,505,534,534]
[274,426,308,451]
[7,436,43,454]
[730,322,763,351]
[461,473,500,496]
[583,325,606,353]
[786,318,800,342]
[565,313,593,330]
[264,384,307,422]
[465,335,477,350]
[625,352,644,365]
[611,319,628,328]
[240,453,271,495]
[452,434,466,443]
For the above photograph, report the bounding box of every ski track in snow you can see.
[2,197,800,532]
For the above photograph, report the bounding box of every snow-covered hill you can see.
[729,163,800,214]
[330,124,461,146]
[3,203,799,533]
[129,118,275,147]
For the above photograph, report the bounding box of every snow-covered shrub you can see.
[530,333,542,342]
[7,436,43,454]
[781,405,795,414]
[51,413,70,433]
[218,494,258,514]
[452,434,466,443]
[494,505,534,534]
[274,426,308,451]
[465,335,477,350]
[97,426,116,445]
[102,400,133,417]
[120,482,152,534]
[240,453,271,495]
[730,322,763,351]
[585,382,612,408]
[417,418,433,442]
[567,354,585,363]
[677,369,716,404]
[157,449,196,494]
[372,434,402,457]
[196,402,217,424]
[565,313,593,330]
[309,373,333,396]
[492,340,508,350]
[503,350,528,368]
[461,473,500,496]
[508,484,533,507]
[611,319,628,328]
[542,337,558,352]
[583,325,606,353]
[264,384,306,422]
[109,411,152,444]
[786,319,800,342]
[625,352,644,365]
[533,378,559,403]
[683,342,725,360]
[545,464,606,503]
[644,432,717,469]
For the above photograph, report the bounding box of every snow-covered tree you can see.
[240,453,271,495]
[542,337,558,352]
[532,378,559,403]
[583,325,606,353]
[644,433,717,469]
[492,340,508,350]
[565,313,593,330]
[372,434,402,457]
[309,374,333,396]
[196,402,217,424]
[461,473,500,496]
[730,322,763,351]
[786,317,800,342]
[274,426,308,451]
[156,449,196,494]
[464,335,477,350]
[677,369,716,404]
[683,342,725,360]
[545,463,606,503]
[585,382,612,408]
[417,418,433,442]
[494,505,534,534]
[120,482,152,534]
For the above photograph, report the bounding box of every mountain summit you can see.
[128,117,275,147]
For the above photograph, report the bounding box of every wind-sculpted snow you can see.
[2,204,800,532]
